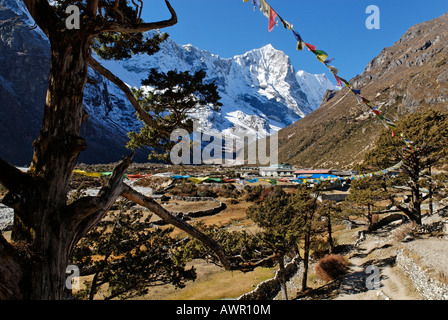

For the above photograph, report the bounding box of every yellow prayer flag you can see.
[188,177,210,184]
[73,170,103,178]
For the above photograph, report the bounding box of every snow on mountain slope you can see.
[98,36,339,138]
[295,70,339,112]
[0,0,338,165]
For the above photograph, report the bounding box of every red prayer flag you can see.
[305,43,316,51]
[334,75,342,87]
[269,7,277,32]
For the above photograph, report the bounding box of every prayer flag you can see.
[72,170,103,178]
[268,6,278,32]
[305,43,316,51]
[171,175,191,179]
[334,75,342,86]
[313,50,328,63]
[259,0,270,18]
[279,16,293,30]
[339,77,350,88]
[292,29,305,50]
[328,65,338,75]
[188,177,210,184]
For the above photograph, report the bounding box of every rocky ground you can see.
[333,221,423,300]
[292,212,448,300]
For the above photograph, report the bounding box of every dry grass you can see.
[392,222,417,243]
[139,259,276,300]
[315,254,350,282]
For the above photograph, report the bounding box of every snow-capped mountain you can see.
[98,38,337,138]
[0,0,337,165]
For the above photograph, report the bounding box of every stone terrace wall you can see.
[152,197,226,225]
[397,247,448,300]
[238,255,303,300]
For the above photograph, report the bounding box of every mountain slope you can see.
[278,11,448,169]
[97,40,337,137]
[0,0,336,165]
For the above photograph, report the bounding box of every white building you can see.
[259,164,295,178]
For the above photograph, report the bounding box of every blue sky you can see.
[144,0,448,85]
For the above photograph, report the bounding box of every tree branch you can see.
[87,56,171,138]
[0,157,32,192]
[97,0,177,34]
[121,185,232,270]
[66,152,134,245]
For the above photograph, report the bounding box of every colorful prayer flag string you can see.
[242,0,416,154]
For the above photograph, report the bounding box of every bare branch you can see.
[97,0,177,34]
[121,185,232,270]
[66,152,134,244]
[87,56,171,138]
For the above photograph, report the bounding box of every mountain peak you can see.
[0,0,337,164]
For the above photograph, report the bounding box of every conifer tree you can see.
[363,110,448,224]
[0,0,230,299]
[71,203,196,300]
[127,68,222,161]
[345,177,387,231]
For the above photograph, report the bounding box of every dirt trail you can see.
[333,222,422,300]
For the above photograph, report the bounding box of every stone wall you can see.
[152,198,226,226]
[396,247,448,300]
[237,255,303,300]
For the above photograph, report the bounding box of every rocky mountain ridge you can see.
[0,0,336,165]
[277,11,448,169]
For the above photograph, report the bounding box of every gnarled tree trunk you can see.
[0,0,237,299]
[0,0,178,299]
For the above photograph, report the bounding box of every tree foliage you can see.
[0,0,234,299]
[127,69,222,161]
[363,110,448,224]
[71,202,196,300]
[345,177,388,229]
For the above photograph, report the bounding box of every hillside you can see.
[0,0,336,166]
[278,12,448,169]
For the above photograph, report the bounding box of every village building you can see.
[259,164,295,178]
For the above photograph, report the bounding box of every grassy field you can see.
[142,260,277,300]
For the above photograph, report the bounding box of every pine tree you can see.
[363,110,448,224]
[71,202,196,300]
[127,68,222,161]
[0,0,230,299]
[345,177,387,231]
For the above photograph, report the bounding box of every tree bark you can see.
[326,214,334,254]
[0,0,229,300]
[301,231,311,292]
